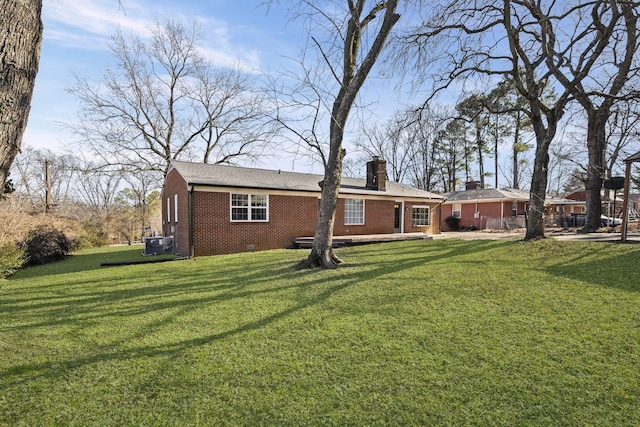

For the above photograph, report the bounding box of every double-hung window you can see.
[231,193,268,222]
[412,206,431,226]
[344,198,364,225]
[452,203,462,219]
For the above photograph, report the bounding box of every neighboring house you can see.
[162,158,444,257]
[441,185,530,231]
[566,189,626,217]
[441,183,584,231]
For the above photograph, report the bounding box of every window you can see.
[512,201,517,217]
[174,194,179,222]
[231,193,268,222]
[452,203,461,219]
[344,198,364,225]
[412,206,431,226]
[167,197,171,223]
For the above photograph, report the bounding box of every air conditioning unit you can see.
[142,236,174,256]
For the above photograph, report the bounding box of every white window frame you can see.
[344,198,365,225]
[412,205,431,226]
[167,197,171,223]
[174,194,179,222]
[452,203,461,219]
[512,201,517,217]
[230,193,269,222]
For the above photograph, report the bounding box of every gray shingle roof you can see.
[169,161,444,200]
[443,187,581,205]
[444,187,531,202]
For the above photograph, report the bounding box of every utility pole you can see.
[44,159,51,214]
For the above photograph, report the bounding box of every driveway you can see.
[435,231,525,240]
[435,230,640,242]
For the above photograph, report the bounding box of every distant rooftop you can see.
[168,161,445,200]
[444,187,579,205]
[444,187,531,202]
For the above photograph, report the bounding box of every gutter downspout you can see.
[438,197,447,234]
[189,185,195,258]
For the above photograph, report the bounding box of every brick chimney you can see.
[465,180,481,191]
[366,157,387,191]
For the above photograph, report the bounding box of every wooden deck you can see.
[294,233,433,248]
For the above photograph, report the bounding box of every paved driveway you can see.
[436,230,640,242]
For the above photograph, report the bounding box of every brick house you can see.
[162,158,444,257]
[441,183,583,231]
[441,184,530,231]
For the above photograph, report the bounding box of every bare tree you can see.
[0,0,43,193]
[605,102,640,179]
[547,1,640,231]
[404,0,631,240]
[553,101,640,196]
[68,19,275,183]
[404,106,452,191]
[10,147,78,213]
[271,1,401,268]
[353,111,414,183]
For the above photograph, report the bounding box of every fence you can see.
[483,216,526,230]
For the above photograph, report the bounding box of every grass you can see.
[1,239,639,426]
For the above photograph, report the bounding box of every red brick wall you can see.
[441,201,525,230]
[333,198,395,235]
[403,201,440,234]
[164,178,442,256]
[191,192,319,256]
[162,169,191,256]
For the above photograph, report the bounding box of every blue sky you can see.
[23,0,412,173]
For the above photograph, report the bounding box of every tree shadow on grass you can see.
[544,244,640,292]
[0,239,505,387]
[9,245,179,280]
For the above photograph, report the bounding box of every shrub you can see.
[445,215,461,231]
[0,242,25,278]
[22,226,78,266]
[75,222,110,249]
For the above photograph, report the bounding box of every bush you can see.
[75,222,110,249]
[445,215,461,231]
[22,226,78,266]
[0,242,25,278]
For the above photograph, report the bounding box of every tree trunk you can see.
[513,117,520,189]
[525,139,551,240]
[299,145,346,269]
[0,0,43,192]
[476,128,484,187]
[583,110,609,232]
[299,0,400,269]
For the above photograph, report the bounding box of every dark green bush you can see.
[0,242,25,278]
[444,215,461,231]
[23,226,78,266]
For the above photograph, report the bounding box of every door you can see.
[394,202,403,233]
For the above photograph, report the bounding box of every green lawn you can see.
[1,239,639,426]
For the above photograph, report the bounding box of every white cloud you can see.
[44,0,153,37]
[43,0,264,70]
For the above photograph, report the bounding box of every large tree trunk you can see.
[299,145,346,269]
[299,0,400,269]
[525,139,551,240]
[0,0,43,192]
[583,110,609,232]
